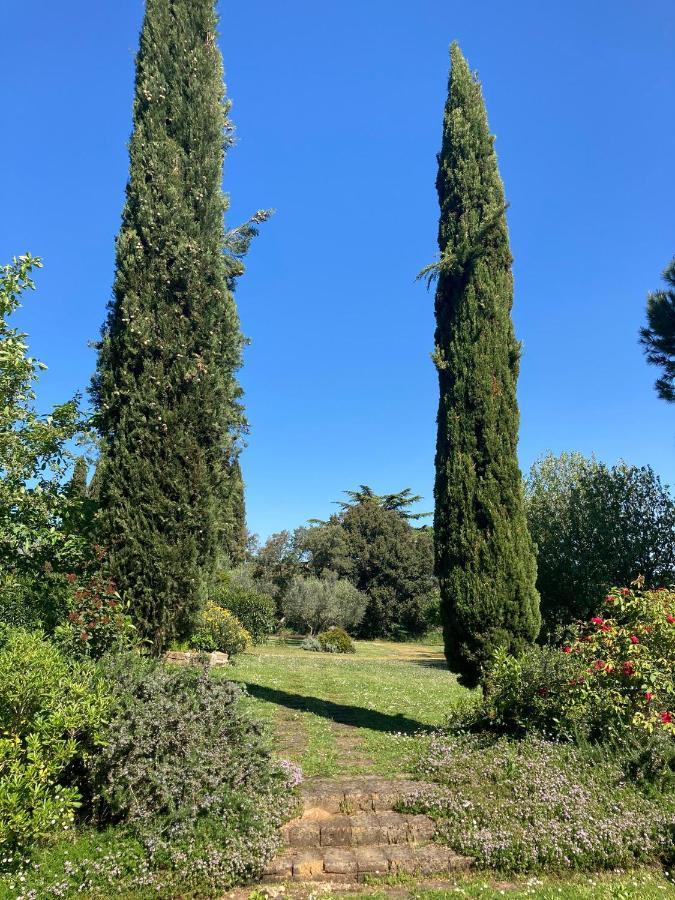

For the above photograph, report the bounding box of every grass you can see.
[223,635,472,776]
[354,869,675,898]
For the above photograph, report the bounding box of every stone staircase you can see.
[264,776,472,883]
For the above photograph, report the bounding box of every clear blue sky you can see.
[2,1,674,540]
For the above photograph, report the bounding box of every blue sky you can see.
[2,0,674,539]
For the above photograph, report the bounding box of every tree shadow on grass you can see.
[241,682,434,735]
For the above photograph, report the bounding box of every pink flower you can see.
[630,635,640,644]
[562,645,572,654]
[666,614,675,625]
[660,712,673,724]
[645,692,653,702]
[605,595,616,604]
[622,661,635,676]
[591,616,604,625]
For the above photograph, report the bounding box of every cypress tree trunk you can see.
[93,0,244,652]
[432,44,540,688]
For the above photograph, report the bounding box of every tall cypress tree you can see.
[431,44,540,687]
[93,0,246,652]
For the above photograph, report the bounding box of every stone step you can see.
[300,775,432,813]
[282,810,436,848]
[264,843,472,882]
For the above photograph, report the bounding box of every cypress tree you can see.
[222,456,247,566]
[68,456,89,498]
[93,0,246,652]
[431,44,540,687]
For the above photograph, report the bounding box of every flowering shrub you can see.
[0,628,110,871]
[479,582,675,744]
[190,602,251,656]
[83,655,297,892]
[401,732,675,872]
[317,626,355,653]
[564,582,675,737]
[53,573,134,659]
[212,575,276,644]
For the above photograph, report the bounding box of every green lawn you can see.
[224,636,473,776]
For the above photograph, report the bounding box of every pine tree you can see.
[431,44,540,687]
[640,257,675,403]
[93,0,249,652]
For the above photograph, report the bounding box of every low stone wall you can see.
[164,649,229,667]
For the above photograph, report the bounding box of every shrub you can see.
[401,732,675,872]
[86,655,297,891]
[0,628,110,870]
[53,573,134,659]
[190,602,251,656]
[301,636,321,652]
[318,626,355,653]
[474,582,675,746]
[526,452,675,633]
[283,575,367,635]
[212,573,276,643]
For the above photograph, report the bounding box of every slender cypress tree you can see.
[222,457,247,566]
[431,44,540,687]
[93,0,246,652]
[68,457,89,498]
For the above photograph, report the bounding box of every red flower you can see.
[645,692,653,702]
[660,712,673,724]
[601,624,612,633]
[592,659,606,670]
[562,645,572,654]
[620,588,630,596]
[629,635,640,644]
[622,661,635,676]
[666,614,675,624]
[591,616,604,625]
[605,595,616,603]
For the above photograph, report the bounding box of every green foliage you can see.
[640,256,675,402]
[0,256,92,630]
[212,572,275,643]
[317,626,355,653]
[84,655,296,891]
[526,452,675,633]
[431,44,540,687]
[0,629,110,870]
[296,499,437,638]
[472,584,675,749]
[190,602,251,655]
[283,575,367,635]
[53,572,134,659]
[403,732,674,872]
[336,485,431,520]
[93,0,254,652]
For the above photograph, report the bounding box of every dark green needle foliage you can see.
[640,257,675,403]
[431,44,540,687]
[93,0,248,652]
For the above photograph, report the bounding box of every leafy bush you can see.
[212,573,276,643]
[301,635,321,652]
[473,583,675,749]
[283,575,367,634]
[0,257,93,621]
[85,655,297,891]
[0,628,110,870]
[402,732,675,872]
[318,626,355,653]
[526,452,675,633]
[190,602,251,655]
[53,573,134,659]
